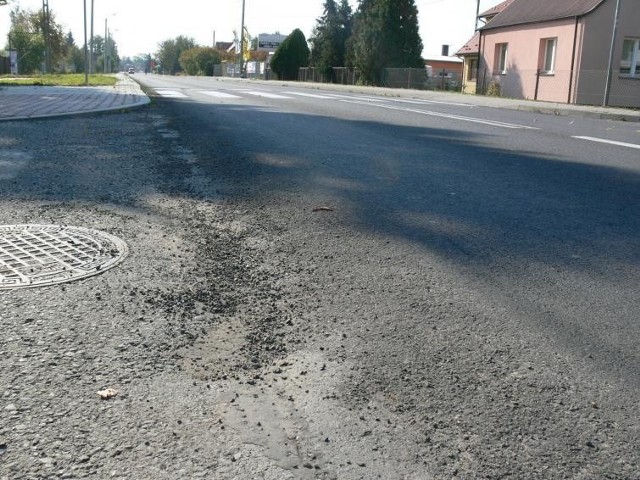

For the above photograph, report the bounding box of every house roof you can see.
[424,56,463,64]
[479,0,515,19]
[480,0,607,30]
[455,0,513,56]
[456,32,480,56]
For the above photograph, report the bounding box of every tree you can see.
[179,47,221,76]
[156,35,195,75]
[348,0,423,85]
[6,6,65,74]
[64,31,85,73]
[310,0,352,79]
[270,29,310,81]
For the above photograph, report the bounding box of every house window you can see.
[620,38,640,77]
[541,38,557,74]
[495,43,508,74]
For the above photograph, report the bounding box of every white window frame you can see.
[496,43,508,74]
[541,38,557,74]
[620,38,640,77]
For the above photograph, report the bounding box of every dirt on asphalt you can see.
[0,106,638,479]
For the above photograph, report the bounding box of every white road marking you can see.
[245,91,292,99]
[324,93,390,102]
[284,92,334,99]
[340,100,538,130]
[572,136,640,150]
[387,98,472,108]
[155,89,188,98]
[198,91,242,99]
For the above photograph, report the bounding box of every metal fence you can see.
[477,69,640,108]
[298,66,459,91]
[298,67,361,85]
[383,68,461,91]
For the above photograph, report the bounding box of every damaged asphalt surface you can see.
[1,87,639,479]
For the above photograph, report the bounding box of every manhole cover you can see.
[0,224,128,290]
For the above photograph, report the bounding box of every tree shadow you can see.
[1,99,638,383]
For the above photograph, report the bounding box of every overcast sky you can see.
[1,0,496,58]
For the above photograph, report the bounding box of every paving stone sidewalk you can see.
[0,73,149,121]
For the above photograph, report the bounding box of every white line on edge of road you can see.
[573,136,640,150]
[340,100,538,130]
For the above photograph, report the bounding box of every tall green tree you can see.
[156,35,195,75]
[270,29,310,81]
[310,0,353,79]
[64,31,85,73]
[348,0,423,85]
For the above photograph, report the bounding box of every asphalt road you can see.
[1,75,638,479]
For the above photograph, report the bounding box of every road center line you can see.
[340,100,538,130]
[572,136,640,150]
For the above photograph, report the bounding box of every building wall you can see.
[577,0,640,107]
[481,19,581,102]
[425,60,463,78]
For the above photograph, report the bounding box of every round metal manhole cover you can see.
[0,224,128,290]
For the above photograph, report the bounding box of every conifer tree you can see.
[270,29,310,81]
[348,0,423,85]
[310,0,352,79]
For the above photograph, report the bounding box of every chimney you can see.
[441,45,450,56]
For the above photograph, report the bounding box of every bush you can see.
[270,29,310,81]
[179,47,222,76]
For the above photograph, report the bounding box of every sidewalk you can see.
[0,73,149,121]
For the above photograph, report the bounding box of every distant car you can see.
[128,67,135,74]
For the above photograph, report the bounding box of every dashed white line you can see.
[245,91,292,99]
[284,92,334,99]
[199,91,242,99]
[155,89,188,98]
[573,136,640,150]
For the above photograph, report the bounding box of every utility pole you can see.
[90,0,95,74]
[83,0,88,84]
[105,18,108,73]
[239,0,245,77]
[42,0,51,73]
[603,0,621,107]
[475,0,481,30]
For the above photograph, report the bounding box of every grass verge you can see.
[0,74,118,87]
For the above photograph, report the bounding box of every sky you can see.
[0,0,497,59]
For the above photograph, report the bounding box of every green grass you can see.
[0,74,118,87]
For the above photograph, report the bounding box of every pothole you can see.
[0,224,128,290]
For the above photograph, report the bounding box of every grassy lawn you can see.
[0,74,118,86]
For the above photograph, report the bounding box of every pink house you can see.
[476,0,640,107]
